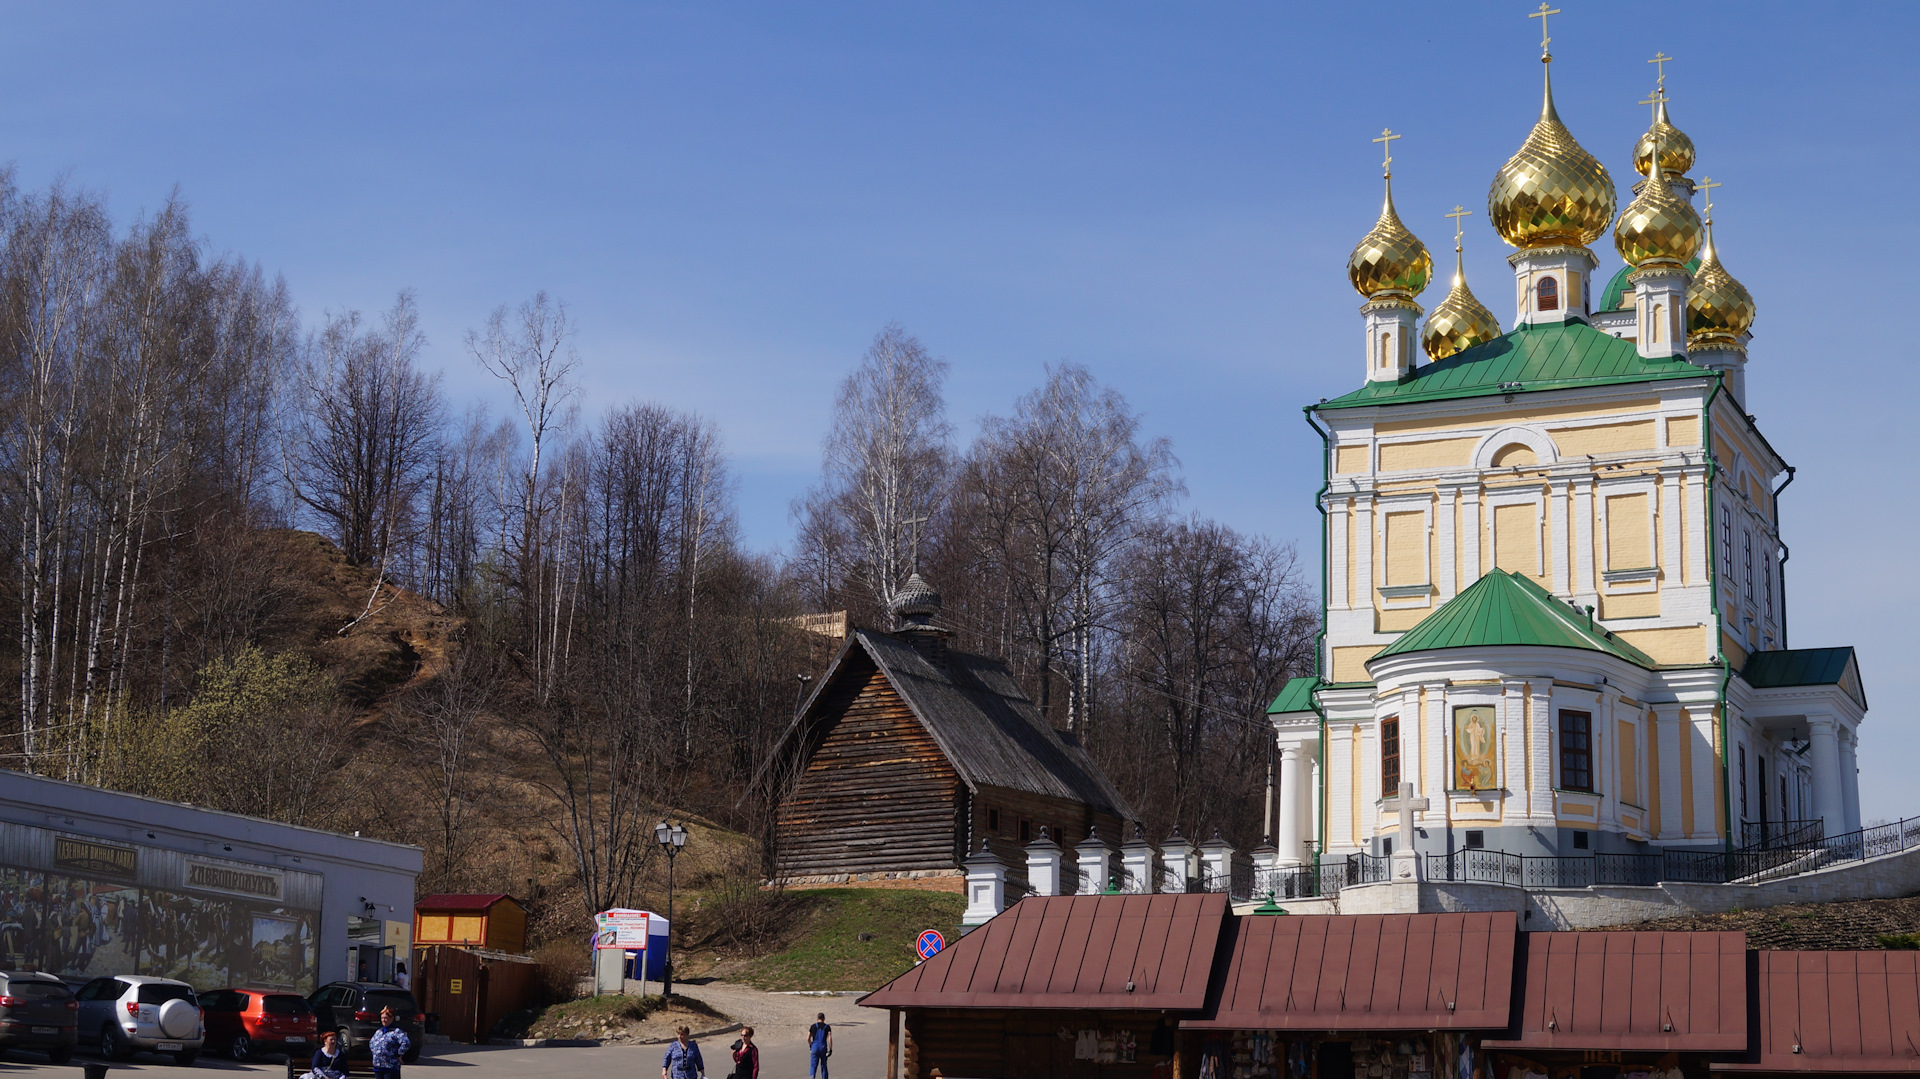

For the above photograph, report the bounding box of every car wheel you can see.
[99,1024,127,1061]
[47,1047,72,1065]
[175,1049,198,1066]
[230,1032,252,1060]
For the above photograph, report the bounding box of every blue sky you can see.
[6,3,1915,818]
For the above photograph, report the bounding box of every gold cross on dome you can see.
[1648,52,1674,92]
[1530,4,1560,57]
[1639,92,1667,123]
[1697,176,1722,223]
[1446,205,1473,250]
[1373,128,1400,176]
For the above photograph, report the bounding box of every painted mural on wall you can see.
[1453,705,1498,792]
[0,853,318,991]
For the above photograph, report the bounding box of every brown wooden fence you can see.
[414,945,540,1042]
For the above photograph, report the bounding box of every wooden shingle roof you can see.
[760,629,1132,819]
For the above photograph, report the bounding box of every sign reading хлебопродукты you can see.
[183,858,284,901]
[53,835,138,878]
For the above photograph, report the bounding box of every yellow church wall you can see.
[1376,606,1429,632]
[1331,645,1380,684]
[1667,415,1700,446]
[1605,491,1653,569]
[1383,511,1427,586]
[1551,420,1657,457]
[1378,437,1477,472]
[1373,397,1662,438]
[1614,625,1711,664]
[1617,718,1640,806]
[1599,591,1660,619]
[1492,502,1544,582]
[1335,444,1369,474]
[1722,633,1749,671]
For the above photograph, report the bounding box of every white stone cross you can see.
[1397,781,1430,852]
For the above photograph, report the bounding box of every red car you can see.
[199,988,318,1061]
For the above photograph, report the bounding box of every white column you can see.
[1159,831,1194,893]
[1199,833,1235,893]
[1354,496,1376,607]
[1119,836,1157,895]
[1809,717,1845,836]
[1660,470,1683,601]
[1840,731,1861,834]
[1655,707,1684,841]
[1436,488,1459,602]
[1551,481,1570,596]
[1074,831,1115,894]
[1685,469,1708,585]
[1276,744,1306,867]
[1689,709,1721,842]
[1328,497,1351,610]
[1024,830,1064,896]
[1461,489,1483,586]
[1572,477,1596,603]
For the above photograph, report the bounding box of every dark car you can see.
[202,987,319,1060]
[0,970,77,1063]
[307,983,421,1063]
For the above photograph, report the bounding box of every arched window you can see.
[1537,275,1559,311]
[1650,302,1664,343]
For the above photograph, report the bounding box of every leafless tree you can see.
[796,323,950,617]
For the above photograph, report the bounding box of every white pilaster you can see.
[1119,834,1158,895]
[1689,708,1721,842]
[1840,731,1861,834]
[1435,487,1459,602]
[1328,497,1351,610]
[1572,476,1596,605]
[1685,469,1708,586]
[1550,480,1570,596]
[1660,469,1684,606]
[1655,707,1685,841]
[1353,496,1375,610]
[1461,489,1483,586]
[1159,831,1194,893]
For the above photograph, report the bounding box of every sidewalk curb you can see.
[494,1022,743,1049]
[769,990,866,996]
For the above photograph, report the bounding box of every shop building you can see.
[862,896,1920,1077]
[0,769,421,992]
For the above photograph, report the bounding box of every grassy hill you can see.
[686,887,965,992]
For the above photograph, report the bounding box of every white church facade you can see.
[1265,37,1866,871]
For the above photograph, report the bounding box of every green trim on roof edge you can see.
[1597,257,1701,312]
[1370,570,1660,669]
[1318,320,1709,411]
[1266,675,1320,715]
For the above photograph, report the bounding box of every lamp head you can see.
[655,820,671,847]
[671,823,689,849]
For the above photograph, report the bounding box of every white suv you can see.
[73,974,204,1066]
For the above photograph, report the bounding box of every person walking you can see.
[808,1013,833,1079]
[368,1006,411,1079]
[663,1025,706,1079]
[393,962,410,989]
[731,1027,759,1079]
[310,1030,350,1078]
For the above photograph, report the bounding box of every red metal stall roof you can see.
[1483,931,1746,1053]
[858,892,1230,1011]
[1715,951,1920,1072]
[1182,912,1516,1031]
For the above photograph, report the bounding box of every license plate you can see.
[157,1041,182,1051]
[30,1026,54,1034]
[286,1036,306,1044]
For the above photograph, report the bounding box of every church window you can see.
[1537,276,1559,311]
[1464,830,1485,849]
[1739,745,1749,821]
[1721,507,1734,578]
[1743,531,1755,601]
[1651,303,1664,343]
[1573,831,1590,850]
[1558,710,1592,792]
[1380,717,1401,798]
[1764,551,1774,621]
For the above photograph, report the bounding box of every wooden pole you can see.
[888,1009,900,1079]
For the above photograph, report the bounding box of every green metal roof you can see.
[1266,675,1320,715]
[1742,647,1866,708]
[1370,570,1659,669]
[1318,319,1708,411]
[1596,258,1701,312]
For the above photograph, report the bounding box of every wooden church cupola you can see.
[889,572,950,668]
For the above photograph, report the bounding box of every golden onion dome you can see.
[1348,175,1432,300]
[1613,148,1703,268]
[1686,221,1755,350]
[1633,98,1695,178]
[1422,249,1503,360]
[1489,65,1617,248]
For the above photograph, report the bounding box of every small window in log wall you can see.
[1019,819,1032,843]
[988,808,1001,832]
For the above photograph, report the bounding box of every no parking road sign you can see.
[916,929,945,960]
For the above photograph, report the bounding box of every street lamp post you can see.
[656,819,688,996]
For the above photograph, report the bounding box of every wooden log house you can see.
[758,574,1132,891]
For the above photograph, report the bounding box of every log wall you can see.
[902,1008,1176,1079]
[775,662,964,878]
[969,785,1126,892]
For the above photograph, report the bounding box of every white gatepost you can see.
[1075,828,1116,894]
[1024,827,1064,897]
[961,840,1008,926]
[1160,828,1194,893]
[1119,828,1158,894]
[1199,830,1235,894]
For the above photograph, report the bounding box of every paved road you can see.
[0,987,885,1079]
